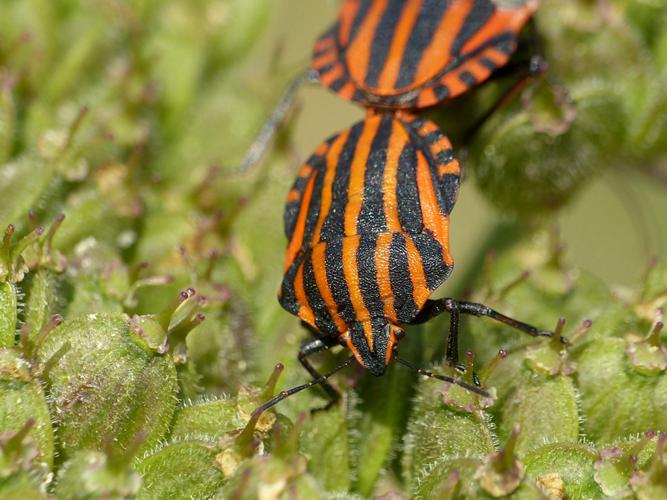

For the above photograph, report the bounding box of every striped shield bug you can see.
[252,111,558,415]
[239,0,545,172]
[313,0,538,108]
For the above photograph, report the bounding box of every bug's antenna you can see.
[252,356,355,417]
[394,353,490,397]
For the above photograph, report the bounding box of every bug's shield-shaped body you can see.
[279,113,460,375]
[312,0,537,108]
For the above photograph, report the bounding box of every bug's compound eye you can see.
[384,324,405,364]
[383,323,405,341]
[393,326,406,341]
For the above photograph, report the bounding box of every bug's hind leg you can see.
[459,55,548,148]
[298,335,342,411]
[460,19,572,148]
[236,69,318,174]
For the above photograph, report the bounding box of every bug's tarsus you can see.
[237,69,316,174]
[393,353,490,398]
[418,297,554,337]
[472,370,481,387]
[252,356,354,418]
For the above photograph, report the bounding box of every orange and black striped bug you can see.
[313,0,537,108]
[241,0,544,172]
[252,110,559,415]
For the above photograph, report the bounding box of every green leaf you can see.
[576,337,667,444]
[402,376,495,492]
[524,443,604,499]
[494,375,580,457]
[171,398,245,444]
[0,358,54,468]
[37,315,177,461]
[349,334,421,496]
[300,406,351,493]
[135,442,225,500]
[0,282,17,348]
[0,156,54,230]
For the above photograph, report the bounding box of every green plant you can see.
[0,0,665,498]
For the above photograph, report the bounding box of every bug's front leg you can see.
[237,69,319,174]
[298,336,342,411]
[409,298,462,366]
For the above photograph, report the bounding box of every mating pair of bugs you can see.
[248,0,560,415]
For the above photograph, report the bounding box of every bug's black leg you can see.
[460,54,547,147]
[298,336,342,410]
[460,19,572,148]
[393,353,489,397]
[237,68,319,174]
[253,355,354,417]
[409,298,557,380]
[412,298,556,340]
[445,299,460,366]
[410,298,466,370]
[409,298,449,324]
[455,300,555,339]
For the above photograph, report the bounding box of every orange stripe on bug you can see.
[339,331,364,368]
[287,189,301,203]
[344,117,381,236]
[294,263,316,327]
[313,128,351,244]
[341,236,373,347]
[346,0,389,87]
[284,172,317,270]
[320,63,345,86]
[377,0,424,90]
[412,0,474,90]
[374,232,398,322]
[382,120,407,233]
[311,242,348,333]
[438,161,461,177]
[416,150,453,266]
[337,0,362,46]
[403,235,431,309]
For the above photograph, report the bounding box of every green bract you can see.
[0,283,17,347]
[0,351,54,469]
[136,442,224,499]
[37,314,178,461]
[55,449,141,499]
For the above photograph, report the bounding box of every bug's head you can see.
[340,319,405,377]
